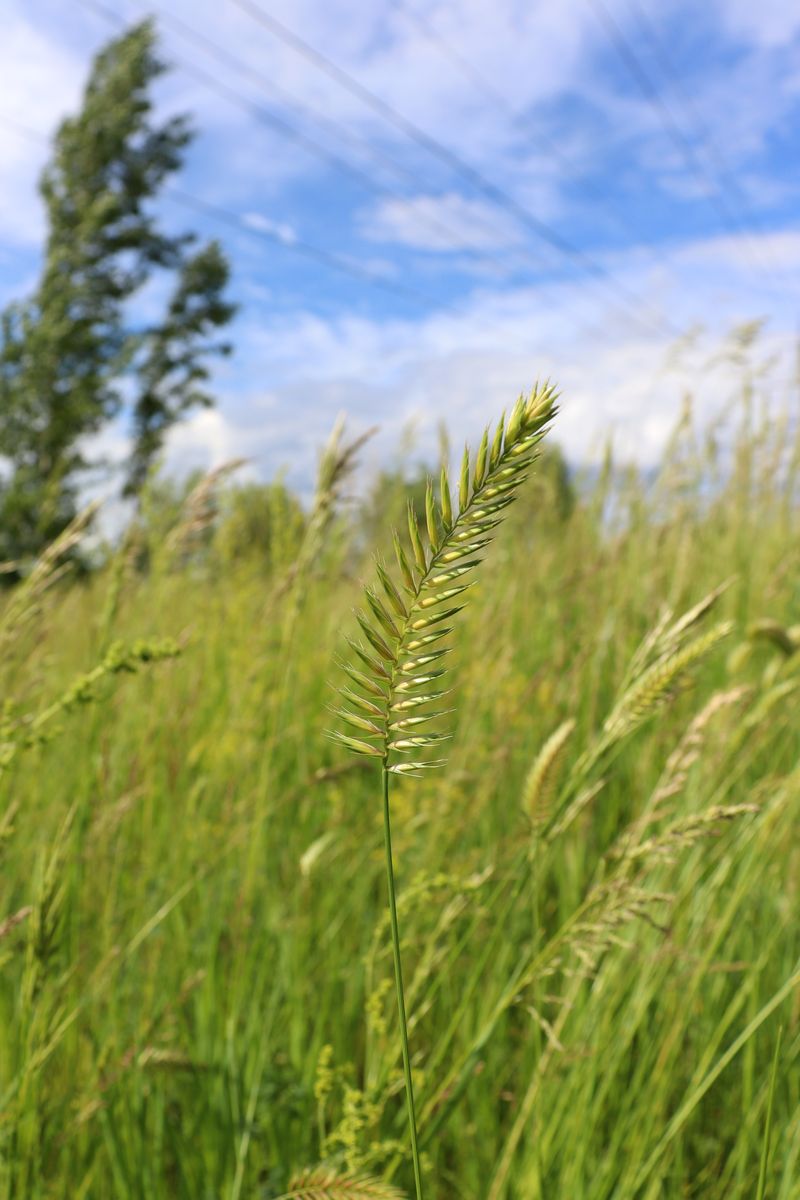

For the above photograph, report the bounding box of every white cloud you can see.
[361,192,525,254]
[1,0,797,510]
[156,226,797,491]
[713,0,800,49]
[243,211,297,243]
[0,10,86,246]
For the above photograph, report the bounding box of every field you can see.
[0,383,798,1199]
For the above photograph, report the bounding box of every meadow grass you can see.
[0,381,798,1198]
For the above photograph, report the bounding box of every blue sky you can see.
[0,0,797,497]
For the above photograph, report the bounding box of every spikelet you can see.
[331,384,559,775]
[648,686,751,812]
[603,621,734,742]
[522,719,575,829]
[278,1166,407,1199]
[0,501,101,646]
[165,458,248,559]
[619,579,732,695]
[622,804,759,865]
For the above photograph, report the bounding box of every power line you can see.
[152,5,447,198]
[0,113,447,307]
[585,0,782,291]
[388,0,672,255]
[228,0,678,339]
[80,0,527,275]
[4,112,636,387]
[625,0,776,258]
[166,189,448,305]
[145,2,558,276]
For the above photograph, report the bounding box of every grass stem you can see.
[382,763,424,1200]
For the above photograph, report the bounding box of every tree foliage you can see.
[0,20,235,562]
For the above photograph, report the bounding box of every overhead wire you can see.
[387,0,677,257]
[148,2,569,276]
[585,0,784,292]
[78,0,533,280]
[0,114,448,307]
[625,0,779,261]
[0,110,635,365]
[228,0,679,338]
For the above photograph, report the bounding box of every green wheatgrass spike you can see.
[425,479,439,554]
[328,389,559,1200]
[408,502,427,573]
[365,588,401,641]
[393,531,416,594]
[459,445,470,512]
[376,561,408,619]
[440,465,452,528]
[329,731,384,757]
[489,413,505,470]
[473,428,489,490]
[345,637,391,680]
[355,613,396,663]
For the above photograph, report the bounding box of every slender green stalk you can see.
[382,764,424,1200]
[756,1026,783,1200]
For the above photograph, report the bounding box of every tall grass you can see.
[0,373,798,1198]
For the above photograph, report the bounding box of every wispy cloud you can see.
[0,0,796,500]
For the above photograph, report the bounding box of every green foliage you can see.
[0,20,235,562]
[125,240,236,497]
[214,480,307,570]
[0,381,798,1198]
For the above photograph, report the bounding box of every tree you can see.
[125,240,235,497]
[0,20,235,563]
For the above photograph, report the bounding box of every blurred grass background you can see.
[0,371,798,1199]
